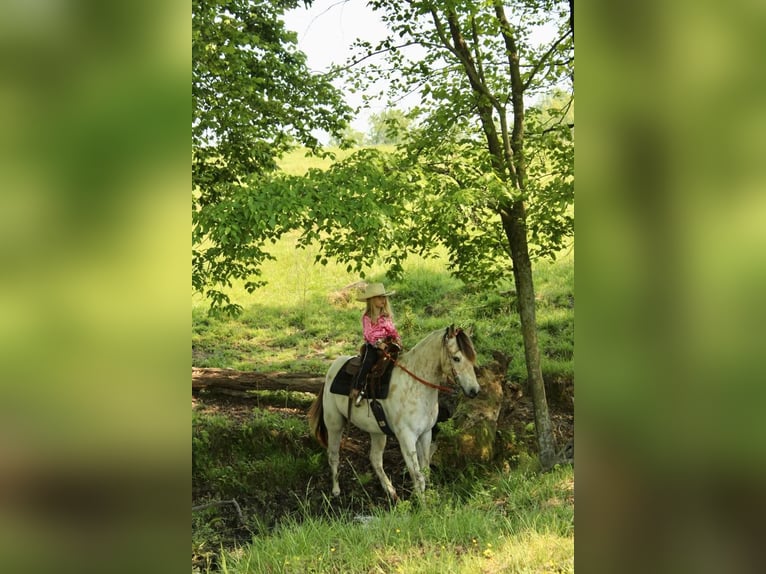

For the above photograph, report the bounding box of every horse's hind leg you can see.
[326,426,342,497]
[323,397,345,497]
[369,433,398,501]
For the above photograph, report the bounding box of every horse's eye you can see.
[452,356,461,363]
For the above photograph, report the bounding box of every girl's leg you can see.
[352,344,378,404]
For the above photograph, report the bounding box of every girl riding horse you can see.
[351,283,402,406]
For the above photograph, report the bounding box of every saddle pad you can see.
[329,356,394,400]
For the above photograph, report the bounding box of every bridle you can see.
[381,340,461,395]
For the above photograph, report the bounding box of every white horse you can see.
[308,325,480,500]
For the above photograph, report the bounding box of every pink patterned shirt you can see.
[362,313,400,345]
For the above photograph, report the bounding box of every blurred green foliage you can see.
[2,0,765,572]
[578,1,766,572]
[0,2,189,573]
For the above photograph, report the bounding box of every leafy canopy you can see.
[191,0,573,312]
[366,109,413,145]
[192,0,352,313]
[314,0,574,286]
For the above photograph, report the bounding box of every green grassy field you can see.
[192,146,574,573]
[191,230,573,384]
[219,468,574,574]
[193,145,573,382]
[192,402,573,574]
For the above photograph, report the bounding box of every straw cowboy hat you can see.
[356,282,396,301]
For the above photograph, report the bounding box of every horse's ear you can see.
[447,324,455,338]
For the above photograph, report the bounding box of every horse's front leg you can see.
[397,431,426,496]
[415,430,433,483]
[369,433,398,501]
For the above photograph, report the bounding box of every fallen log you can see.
[192,368,324,394]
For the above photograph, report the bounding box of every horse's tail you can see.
[307,383,328,449]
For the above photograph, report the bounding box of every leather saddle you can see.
[329,341,401,400]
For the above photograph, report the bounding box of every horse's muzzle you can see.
[464,388,479,398]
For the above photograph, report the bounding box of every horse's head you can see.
[442,325,480,398]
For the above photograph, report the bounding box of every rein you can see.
[381,348,457,394]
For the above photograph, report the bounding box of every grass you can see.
[216,466,574,574]
[192,229,573,384]
[277,145,395,176]
[277,146,355,176]
[193,145,574,383]
[192,409,321,501]
[192,407,325,568]
[192,397,574,573]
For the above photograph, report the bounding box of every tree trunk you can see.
[501,203,559,470]
[569,0,574,40]
[431,2,562,470]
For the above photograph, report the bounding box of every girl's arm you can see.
[382,316,401,343]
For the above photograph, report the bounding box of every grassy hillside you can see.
[192,236,572,385]
[277,145,395,176]
[193,145,573,383]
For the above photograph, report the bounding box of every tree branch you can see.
[428,8,459,58]
[522,29,573,92]
[491,0,526,186]
[569,0,575,40]
[328,41,422,76]
[541,123,574,135]
[192,498,245,525]
[439,6,515,182]
[470,14,488,86]
[192,368,324,392]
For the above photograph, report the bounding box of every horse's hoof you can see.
[332,488,340,497]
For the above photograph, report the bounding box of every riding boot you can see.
[353,344,377,407]
[354,387,365,407]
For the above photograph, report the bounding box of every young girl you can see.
[352,283,401,406]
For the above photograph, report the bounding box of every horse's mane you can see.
[455,329,477,364]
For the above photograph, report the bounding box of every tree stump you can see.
[431,361,505,467]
